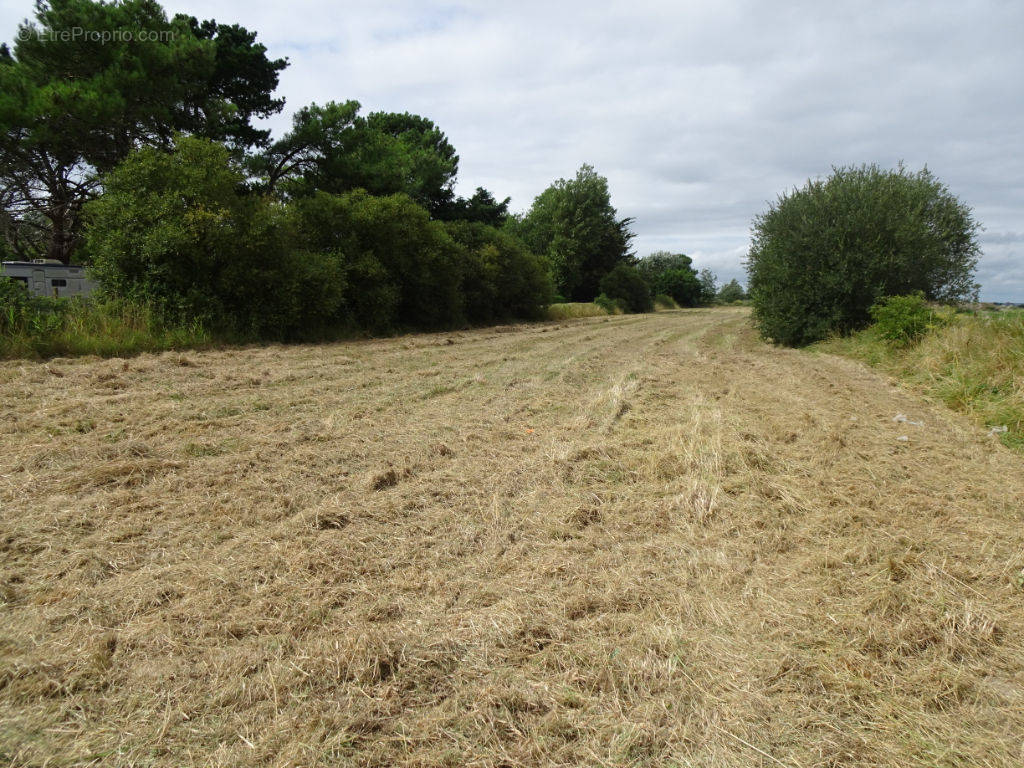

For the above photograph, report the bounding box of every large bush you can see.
[85,136,343,338]
[599,263,653,313]
[746,164,980,346]
[443,221,554,324]
[290,190,463,331]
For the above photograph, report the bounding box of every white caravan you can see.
[0,259,98,299]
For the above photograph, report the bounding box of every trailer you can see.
[1,259,98,299]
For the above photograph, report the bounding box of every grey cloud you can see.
[984,232,1024,245]
[3,0,1020,298]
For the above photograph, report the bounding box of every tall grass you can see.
[816,309,1024,451]
[0,297,210,359]
[545,302,616,320]
[653,294,680,310]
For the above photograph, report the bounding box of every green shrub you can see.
[443,221,554,324]
[0,282,76,339]
[656,268,702,306]
[594,293,618,314]
[653,294,679,310]
[747,164,980,346]
[292,190,464,331]
[598,264,653,313]
[1,278,32,334]
[85,135,334,339]
[869,294,945,345]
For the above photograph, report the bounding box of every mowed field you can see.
[2,308,1023,767]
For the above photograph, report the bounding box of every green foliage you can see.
[869,294,946,346]
[0,0,286,262]
[716,279,747,303]
[653,294,679,310]
[0,294,209,359]
[637,252,693,275]
[598,263,653,313]
[77,134,554,346]
[815,310,1024,452]
[0,276,33,334]
[593,294,619,314]
[513,165,634,302]
[177,16,288,149]
[443,221,554,324]
[358,111,459,215]
[747,164,981,346]
[636,252,703,306]
[697,269,718,305]
[290,190,463,331]
[433,187,511,227]
[251,101,459,214]
[84,136,339,338]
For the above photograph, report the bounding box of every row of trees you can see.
[81,136,725,337]
[0,0,288,262]
[0,0,515,265]
[510,166,735,313]
[1,0,735,340]
[85,136,553,338]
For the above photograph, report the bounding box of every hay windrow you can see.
[1,308,1023,767]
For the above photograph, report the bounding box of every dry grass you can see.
[1,307,1023,767]
[545,302,614,320]
[816,310,1024,451]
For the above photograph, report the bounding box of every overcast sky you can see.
[4,0,1023,300]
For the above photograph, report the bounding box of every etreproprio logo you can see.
[17,26,176,43]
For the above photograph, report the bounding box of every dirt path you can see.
[2,308,1022,767]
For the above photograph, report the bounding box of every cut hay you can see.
[1,308,1023,766]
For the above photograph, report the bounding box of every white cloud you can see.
[2,0,1022,297]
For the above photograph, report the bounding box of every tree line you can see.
[1,0,728,343]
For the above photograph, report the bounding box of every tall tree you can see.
[717,279,747,303]
[176,16,288,150]
[246,101,362,194]
[747,164,980,345]
[698,269,718,304]
[636,251,703,306]
[514,164,634,302]
[0,0,286,263]
[433,187,511,227]
[250,101,459,215]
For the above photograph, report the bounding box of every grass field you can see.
[816,309,1024,452]
[2,308,1023,767]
